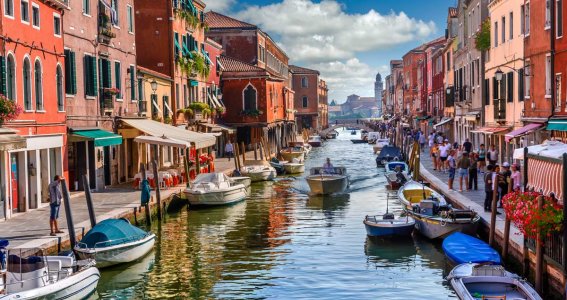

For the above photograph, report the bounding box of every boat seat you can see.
[45,256,74,268]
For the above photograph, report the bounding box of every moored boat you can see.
[75,218,156,268]
[350,139,367,144]
[240,160,277,182]
[306,167,349,195]
[282,160,305,174]
[307,135,322,147]
[442,232,501,265]
[373,139,391,153]
[326,130,338,139]
[447,263,542,300]
[376,145,403,167]
[0,242,100,300]
[269,157,286,175]
[398,181,480,239]
[364,214,414,237]
[384,161,410,190]
[351,130,357,135]
[183,173,249,206]
[280,147,305,162]
[288,141,311,155]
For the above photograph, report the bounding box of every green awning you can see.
[547,119,567,131]
[72,129,123,147]
[190,80,199,87]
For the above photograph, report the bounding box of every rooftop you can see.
[205,11,257,30]
[218,55,264,72]
[290,65,320,75]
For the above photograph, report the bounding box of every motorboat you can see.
[376,145,403,167]
[280,146,305,162]
[269,157,286,175]
[75,218,156,268]
[326,130,338,139]
[306,167,349,195]
[398,181,480,239]
[288,141,311,155]
[373,139,391,153]
[364,214,415,237]
[447,263,542,300]
[384,161,411,190]
[230,176,251,189]
[0,241,100,299]
[350,139,367,144]
[282,158,305,174]
[346,127,357,130]
[442,232,501,265]
[307,135,322,147]
[240,160,277,182]
[366,132,381,144]
[183,173,249,206]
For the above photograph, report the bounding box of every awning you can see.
[202,123,236,134]
[505,123,543,142]
[433,117,453,128]
[0,128,26,151]
[163,100,173,116]
[527,157,564,201]
[71,129,123,147]
[134,135,189,148]
[190,80,199,87]
[207,92,221,109]
[152,99,162,113]
[122,118,216,149]
[470,126,510,135]
[216,57,225,70]
[513,140,567,160]
[212,94,224,108]
[547,119,567,131]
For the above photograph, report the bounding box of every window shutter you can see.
[507,72,514,102]
[70,51,77,94]
[519,68,524,101]
[130,65,135,100]
[114,61,121,98]
[0,56,6,96]
[492,77,498,103]
[84,55,90,96]
[92,56,98,96]
[484,78,490,105]
[64,49,72,94]
[500,75,506,101]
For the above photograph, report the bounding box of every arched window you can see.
[302,96,308,108]
[6,54,15,101]
[34,59,43,110]
[243,84,257,111]
[301,76,308,88]
[23,58,31,110]
[56,65,63,111]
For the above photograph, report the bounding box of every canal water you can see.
[95,128,457,299]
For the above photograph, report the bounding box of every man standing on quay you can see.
[49,175,64,236]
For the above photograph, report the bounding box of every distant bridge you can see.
[320,123,371,136]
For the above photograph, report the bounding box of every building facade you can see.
[318,79,329,129]
[290,65,320,131]
[375,73,383,117]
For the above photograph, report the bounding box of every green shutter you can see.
[106,60,112,89]
[70,51,77,94]
[92,56,98,96]
[0,56,6,96]
[64,50,71,94]
[130,66,135,100]
[114,61,121,98]
[84,55,90,96]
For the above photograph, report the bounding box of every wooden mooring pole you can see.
[502,179,512,261]
[152,160,162,221]
[60,178,77,249]
[82,175,97,228]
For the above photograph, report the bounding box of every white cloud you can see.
[236,0,436,63]
[204,0,235,13]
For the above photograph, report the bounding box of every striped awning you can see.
[527,157,563,201]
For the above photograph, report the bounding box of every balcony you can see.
[138,100,147,117]
[102,95,114,115]
[98,13,116,44]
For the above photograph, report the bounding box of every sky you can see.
[205,0,456,103]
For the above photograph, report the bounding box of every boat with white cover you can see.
[280,146,305,161]
[240,160,277,182]
[373,139,391,153]
[283,158,305,174]
[447,263,542,300]
[0,241,100,300]
[75,218,156,268]
[307,135,322,147]
[184,173,249,206]
[306,167,349,195]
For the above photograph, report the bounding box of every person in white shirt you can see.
[428,133,435,148]
[322,158,335,174]
[225,141,234,161]
[438,140,450,172]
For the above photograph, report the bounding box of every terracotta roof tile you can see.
[205,11,257,29]
[218,55,264,72]
[289,65,320,75]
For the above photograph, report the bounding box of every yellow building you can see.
[137,67,174,123]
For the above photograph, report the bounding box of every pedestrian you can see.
[484,165,494,212]
[439,139,451,172]
[492,165,502,214]
[478,144,486,173]
[49,175,64,236]
[428,132,435,149]
[488,144,499,166]
[511,163,522,191]
[436,132,444,144]
[463,138,473,153]
[468,152,478,190]
[498,162,512,207]
[448,150,456,190]
[225,140,234,161]
[419,131,426,151]
[431,142,439,170]
[456,151,471,192]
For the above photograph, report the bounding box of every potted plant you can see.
[240,109,264,118]
[0,95,22,126]
[164,116,172,124]
[103,87,120,96]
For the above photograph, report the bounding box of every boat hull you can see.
[363,218,415,237]
[283,163,305,174]
[385,173,410,190]
[306,175,348,195]
[185,186,248,206]
[241,168,276,182]
[308,141,322,147]
[326,133,337,139]
[351,139,366,144]
[410,213,480,239]
[280,151,305,162]
[75,234,156,268]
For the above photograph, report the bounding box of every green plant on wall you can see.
[475,19,491,52]
[189,102,209,111]
[176,52,210,79]
[175,9,200,29]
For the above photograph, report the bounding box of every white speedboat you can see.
[184,173,249,206]
[75,218,156,268]
[280,147,305,162]
[283,159,305,174]
[447,263,542,300]
[289,141,311,155]
[306,167,349,195]
[0,243,100,299]
[307,135,322,147]
[373,139,391,153]
[240,160,277,182]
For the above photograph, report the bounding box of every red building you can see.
[549,0,567,139]
[205,12,295,149]
[290,65,321,131]
[430,45,446,120]
[0,0,66,218]
[402,48,424,117]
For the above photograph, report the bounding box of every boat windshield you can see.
[193,173,229,184]
[6,248,45,273]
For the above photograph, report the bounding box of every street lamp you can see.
[150,79,158,119]
[150,79,158,93]
[446,87,452,95]
[495,68,504,82]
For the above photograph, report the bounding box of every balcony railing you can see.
[102,95,114,113]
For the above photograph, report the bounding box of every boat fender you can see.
[440,218,447,227]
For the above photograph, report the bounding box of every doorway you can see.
[103,146,111,186]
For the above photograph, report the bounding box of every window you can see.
[558,0,563,37]
[64,50,76,94]
[31,3,39,28]
[23,58,31,110]
[111,0,119,26]
[56,66,63,111]
[137,78,143,101]
[521,5,525,34]
[4,0,13,17]
[243,84,257,110]
[175,83,180,111]
[501,16,506,43]
[6,55,15,101]
[183,84,188,107]
[302,96,308,108]
[301,76,308,88]
[556,74,562,110]
[509,12,514,40]
[507,72,514,103]
[163,96,169,119]
[494,21,498,47]
[127,5,133,33]
[129,65,135,100]
[524,64,531,98]
[546,55,552,96]
[83,54,98,97]
[525,2,530,35]
[53,14,61,36]
[546,0,551,29]
[446,52,450,71]
[114,61,121,99]
[82,0,90,15]
[34,60,43,110]
[20,0,29,23]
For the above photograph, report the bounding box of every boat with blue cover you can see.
[74,218,155,268]
[442,232,501,265]
[376,145,403,167]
